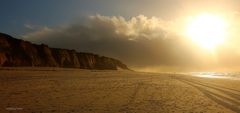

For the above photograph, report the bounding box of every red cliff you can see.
[0,33,129,70]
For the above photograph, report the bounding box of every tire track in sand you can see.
[176,76,240,112]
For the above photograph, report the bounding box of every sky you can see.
[1,0,240,72]
[2,0,238,36]
[0,0,180,36]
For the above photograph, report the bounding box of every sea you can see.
[189,72,240,79]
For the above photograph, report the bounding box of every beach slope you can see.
[0,68,238,113]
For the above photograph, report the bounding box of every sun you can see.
[186,13,228,50]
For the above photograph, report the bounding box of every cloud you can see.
[23,14,172,41]
[90,15,171,40]
[22,14,238,71]
[24,24,35,30]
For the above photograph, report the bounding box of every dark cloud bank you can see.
[23,15,240,72]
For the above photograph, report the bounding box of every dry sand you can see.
[0,68,239,113]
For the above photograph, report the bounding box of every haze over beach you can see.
[1,0,240,113]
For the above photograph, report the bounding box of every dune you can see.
[0,68,238,113]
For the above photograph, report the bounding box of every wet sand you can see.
[0,68,239,113]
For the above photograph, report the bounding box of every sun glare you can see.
[186,13,228,50]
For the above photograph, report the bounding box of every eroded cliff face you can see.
[0,33,129,70]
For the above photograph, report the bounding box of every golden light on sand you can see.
[186,13,228,50]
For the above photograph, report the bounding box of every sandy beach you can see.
[0,68,239,113]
